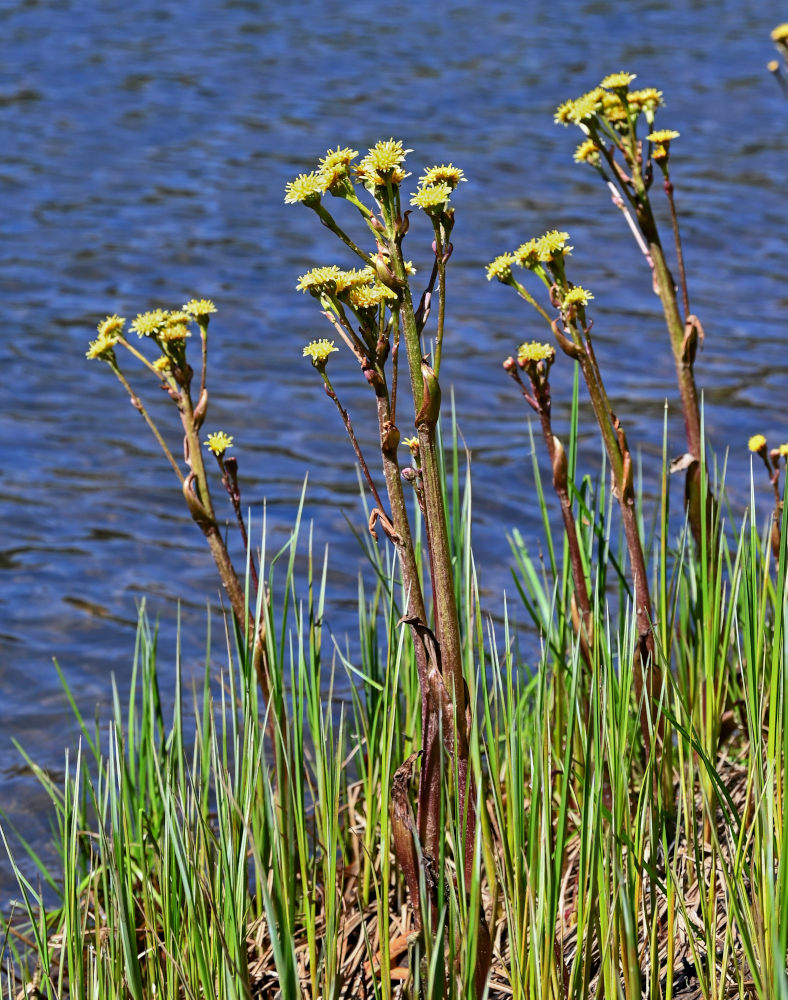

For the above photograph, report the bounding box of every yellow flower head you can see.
[182,298,217,320]
[514,240,540,268]
[776,443,788,457]
[157,321,191,343]
[205,431,234,455]
[303,339,339,365]
[334,267,377,293]
[568,87,604,124]
[574,139,601,165]
[748,434,767,453]
[534,230,572,262]
[131,309,169,337]
[86,334,117,361]
[402,435,420,451]
[601,71,636,90]
[410,181,453,214]
[517,341,554,366]
[772,22,788,42]
[284,170,324,205]
[486,253,515,282]
[419,164,466,189]
[627,88,664,114]
[647,129,680,144]
[97,314,125,339]
[319,146,359,190]
[345,282,397,310]
[562,286,593,308]
[296,265,344,295]
[152,355,172,376]
[356,139,411,186]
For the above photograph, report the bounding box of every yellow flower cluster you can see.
[410,162,465,216]
[345,282,397,310]
[318,146,359,191]
[355,139,411,186]
[555,73,664,142]
[86,314,125,360]
[515,231,572,268]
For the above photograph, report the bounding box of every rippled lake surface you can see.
[1,0,787,895]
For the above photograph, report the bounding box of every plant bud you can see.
[551,435,567,491]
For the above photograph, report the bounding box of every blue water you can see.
[1,0,787,897]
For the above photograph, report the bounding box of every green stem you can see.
[110,363,184,483]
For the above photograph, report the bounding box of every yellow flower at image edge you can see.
[776,443,788,457]
[205,431,234,455]
[303,339,339,365]
[748,434,767,453]
[772,22,788,42]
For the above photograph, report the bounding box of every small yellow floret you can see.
[574,139,601,165]
[284,171,324,205]
[601,72,636,89]
[535,230,571,261]
[627,88,663,113]
[486,253,515,282]
[205,431,234,455]
[776,443,788,457]
[182,298,217,319]
[562,286,593,308]
[419,164,466,189]
[97,314,125,339]
[303,339,339,365]
[410,181,453,212]
[86,335,117,361]
[356,139,411,186]
[772,22,788,42]
[296,266,344,295]
[748,434,767,453]
[131,309,169,337]
[517,341,554,365]
[647,130,680,144]
[345,283,397,310]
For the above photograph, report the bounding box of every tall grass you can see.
[2,418,786,998]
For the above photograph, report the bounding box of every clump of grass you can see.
[2,425,786,999]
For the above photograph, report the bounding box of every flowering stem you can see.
[109,362,184,483]
[559,311,659,750]
[431,221,449,376]
[313,204,374,266]
[664,175,690,318]
[320,370,387,514]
